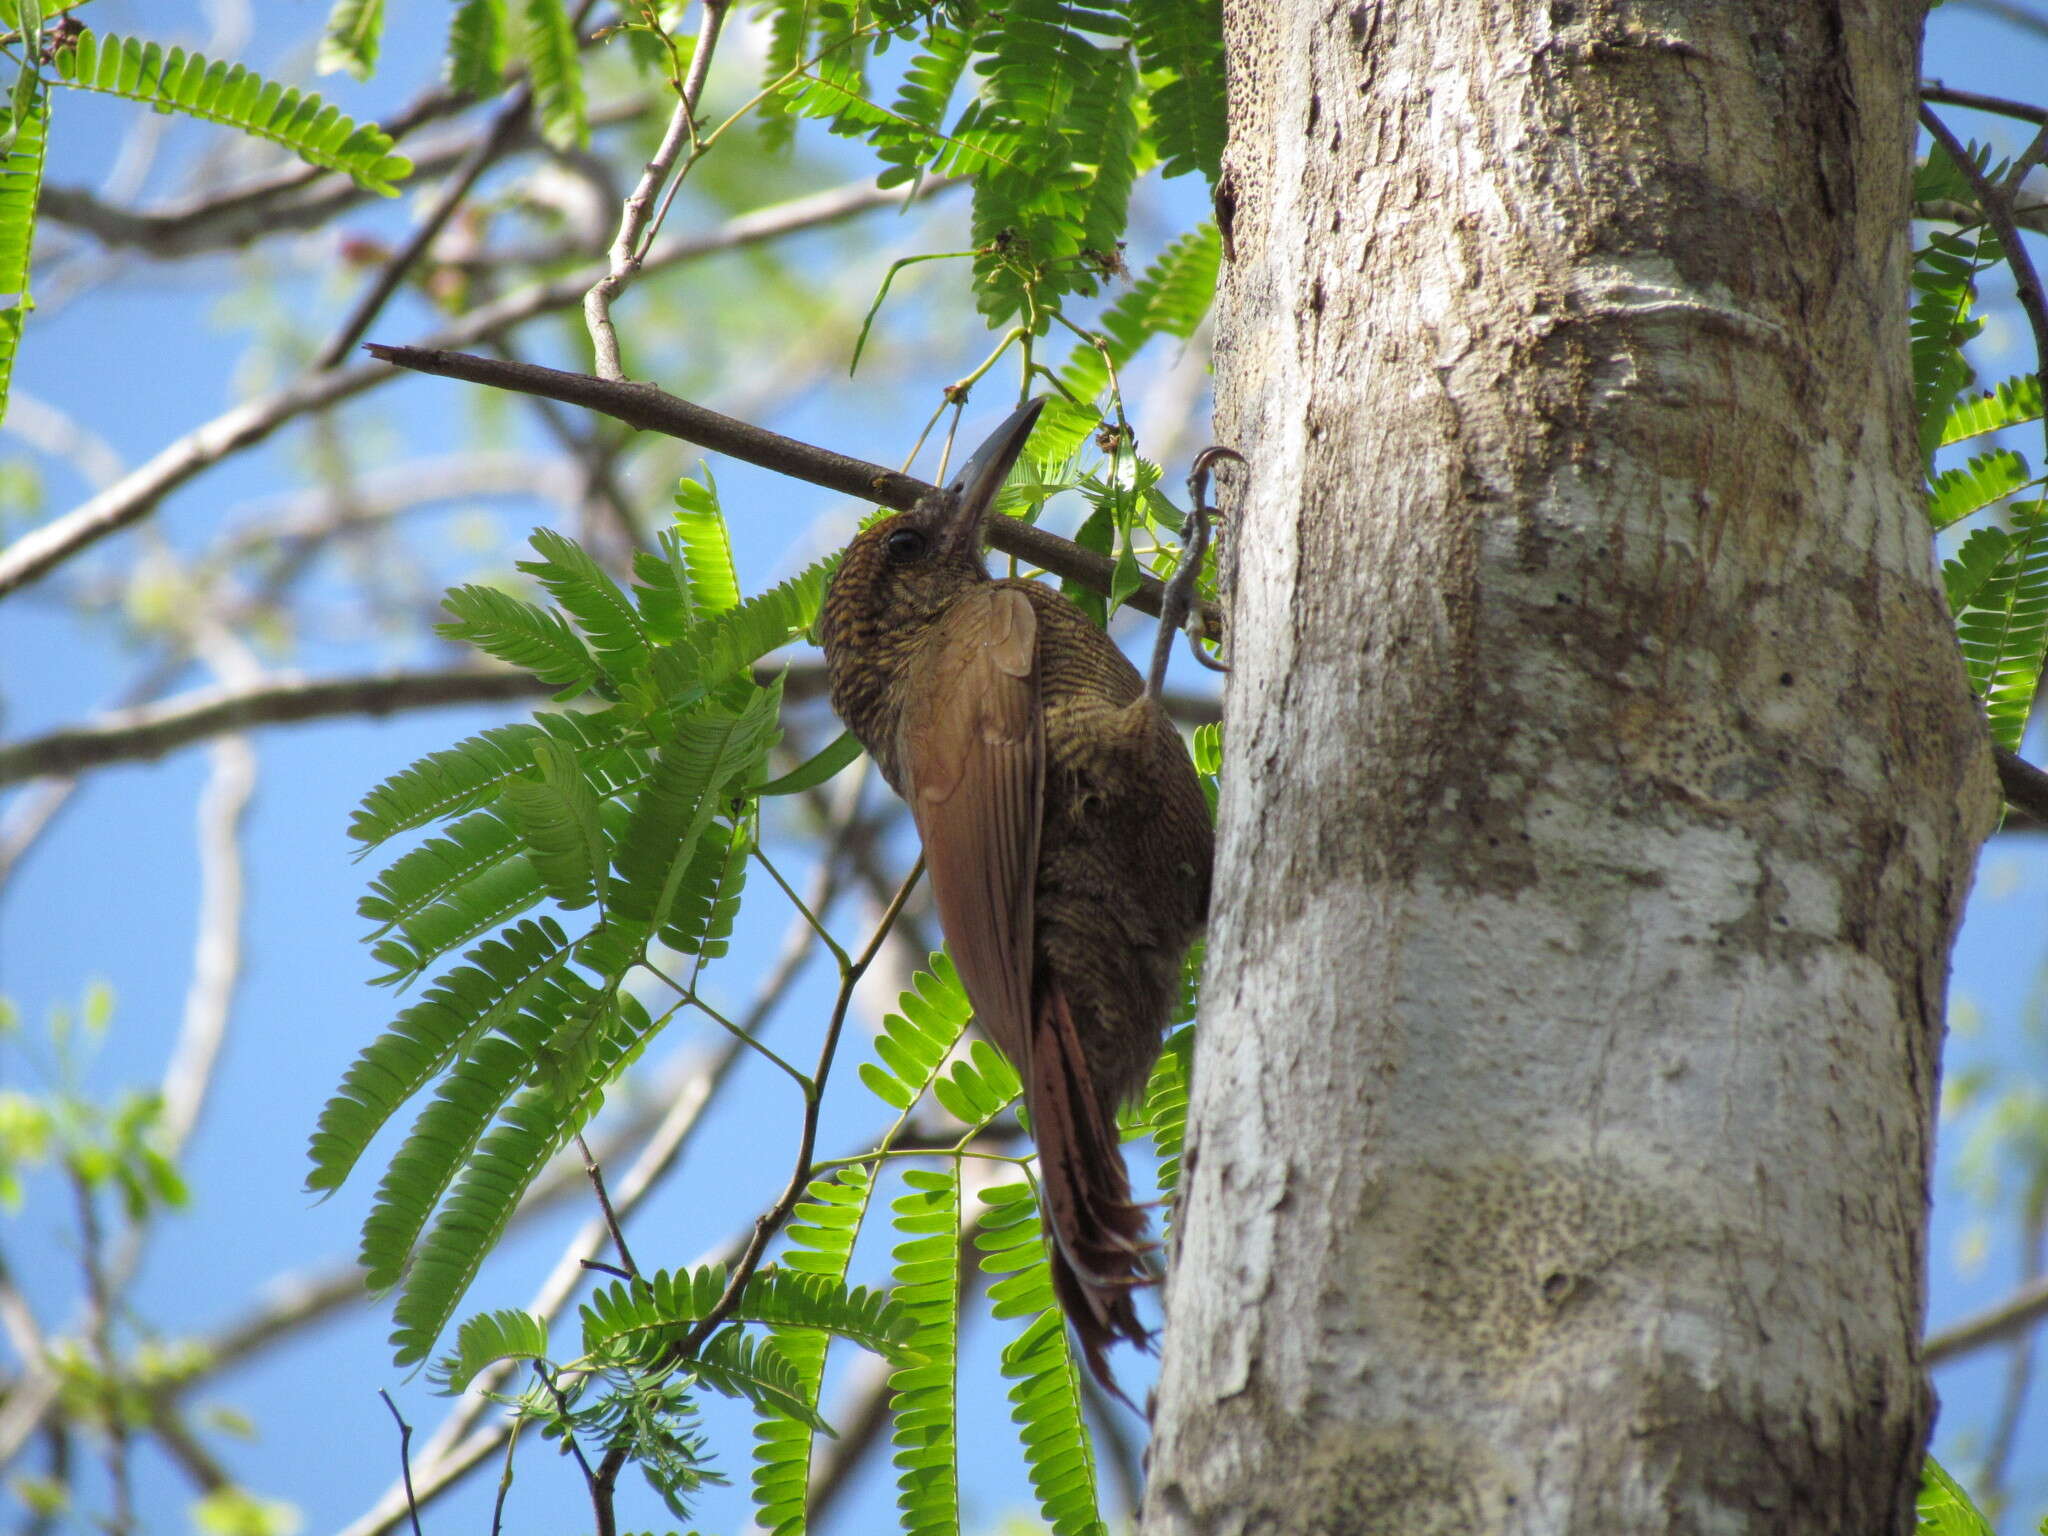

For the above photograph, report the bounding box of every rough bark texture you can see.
[1142,3,1997,1533]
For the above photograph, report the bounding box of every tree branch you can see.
[1926,1272,2048,1364]
[0,658,1215,787]
[358,347,1224,639]
[0,669,554,783]
[159,732,256,1157]
[1922,83,2048,127]
[35,87,651,258]
[0,176,947,601]
[1996,747,2048,828]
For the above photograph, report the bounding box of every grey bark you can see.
[1144,4,1997,1534]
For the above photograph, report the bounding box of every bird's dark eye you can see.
[884,526,930,564]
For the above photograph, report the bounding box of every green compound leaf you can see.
[889,1166,962,1536]
[0,82,48,422]
[974,1181,1107,1536]
[53,31,411,194]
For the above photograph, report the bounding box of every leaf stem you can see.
[754,839,850,970]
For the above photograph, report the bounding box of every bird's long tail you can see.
[1028,983,1153,1399]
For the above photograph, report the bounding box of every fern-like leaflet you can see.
[1129,0,1225,182]
[1956,501,2048,752]
[752,1165,882,1536]
[890,1166,963,1536]
[315,486,826,1375]
[1939,373,2045,451]
[977,1181,1109,1536]
[516,0,587,150]
[446,0,512,98]
[0,80,47,421]
[52,31,410,193]
[316,0,384,79]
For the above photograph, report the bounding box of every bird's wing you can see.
[899,585,1042,1072]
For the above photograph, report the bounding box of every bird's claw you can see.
[1144,445,1244,696]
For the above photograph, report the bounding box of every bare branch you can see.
[211,452,588,555]
[587,1,731,379]
[1,391,128,489]
[1922,83,2048,127]
[1915,196,2048,235]
[1996,748,2048,828]
[0,669,553,783]
[144,1402,232,1496]
[36,94,651,258]
[159,734,257,1157]
[1926,1272,2048,1364]
[0,655,1215,790]
[1974,1206,2047,1512]
[0,177,948,600]
[358,347,1224,640]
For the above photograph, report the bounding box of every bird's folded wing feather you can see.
[899,586,1042,1072]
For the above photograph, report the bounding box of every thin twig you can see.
[378,1391,426,1536]
[1976,1200,2047,1513]
[1921,104,2048,474]
[0,176,951,600]
[693,856,923,1356]
[586,0,730,379]
[146,1402,232,1494]
[589,858,927,1507]
[315,86,538,371]
[576,1134,642,1282]
[490,1419,523,1536]
[69,1170,131,1535]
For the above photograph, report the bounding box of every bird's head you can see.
[819,396,1046,656]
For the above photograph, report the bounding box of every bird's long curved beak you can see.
[937,396,1047,560]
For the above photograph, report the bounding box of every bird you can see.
[817,396,1215,1392]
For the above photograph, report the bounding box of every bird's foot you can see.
[1144,445,1245,700]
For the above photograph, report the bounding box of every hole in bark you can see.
[1542,1271,1572,1302]
[1779,671,1794,685]
[1549,1,1576,21]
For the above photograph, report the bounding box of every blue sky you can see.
[3,3,2047,1532]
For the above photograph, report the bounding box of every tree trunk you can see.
[1144,4,1997,1532]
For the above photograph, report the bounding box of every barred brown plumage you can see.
[817,398,1212,1394]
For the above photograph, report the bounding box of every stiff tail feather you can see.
[1028,984,1153,1399]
